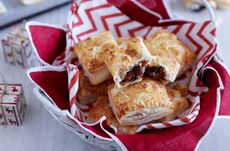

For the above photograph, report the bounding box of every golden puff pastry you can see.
[87,96,138,134]
[116,37,127,45]
[172,83,189,97]
[108,78,173,125]
[145,29,196,81]
[105,37,153,88]
[77,72,112,105]
[74,31,117,85]
[163,87,189,121]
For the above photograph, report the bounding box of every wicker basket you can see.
[33,88,121,150]
[25,1,230,151]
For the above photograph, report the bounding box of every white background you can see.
[0,2,230,151]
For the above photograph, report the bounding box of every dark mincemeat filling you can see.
[145,66,166,80]
[122,60,147,83]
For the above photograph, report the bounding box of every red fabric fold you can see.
[107,0,191,26]
[29,70,70,110]
[107,0,169,26]
[29,25,66,64]
[211,60,230,116]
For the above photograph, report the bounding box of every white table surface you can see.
[0,3,230,151]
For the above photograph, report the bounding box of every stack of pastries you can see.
[74,29,196,134]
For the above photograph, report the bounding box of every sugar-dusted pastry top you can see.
[106,37,152,76]
[77,71,112,104]
[145,29,196,74]
[105,37,153,87]
[108,78,172,121]
[87,96,138,134]
[74,31,117,73]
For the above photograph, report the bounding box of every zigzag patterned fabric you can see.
[52,0,217,130]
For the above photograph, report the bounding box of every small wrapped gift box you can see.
[1,25,39,68]
[0,84,26,125]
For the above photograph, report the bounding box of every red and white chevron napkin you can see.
[26,0,230,150]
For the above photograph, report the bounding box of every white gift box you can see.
[1,26,40,68]
[0,84,26,125]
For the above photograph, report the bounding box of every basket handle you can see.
[202,0,216,21]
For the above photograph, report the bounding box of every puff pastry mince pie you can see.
[105,37,153,88]
[108,78,173,125]
[144,29,196,82]
[77,72,112,105]
[163,87,189,121]
[74,31,117,85]
[87,96,138,134]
